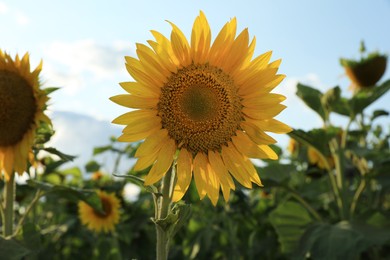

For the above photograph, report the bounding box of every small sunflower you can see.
[111,11,291,205]
[78,190,121,233]
[0,50,51,181]
[307,147,334,170]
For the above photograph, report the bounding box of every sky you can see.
[1,0,390,169]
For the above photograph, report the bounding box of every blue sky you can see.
[1,0,390,167]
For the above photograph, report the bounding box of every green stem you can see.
[330,139,349,220]
[156,166,175,260]
[341,118,353,149]
[350,179,366,218]
[12,189,43,237]
[315,148,344,218]
[3,174,15,237]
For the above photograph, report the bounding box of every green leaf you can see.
[22,223,41,252]
[85,160,101,172]
[296,83,327,121]
[171,202,192,237]
[322,86,351,116]
[349,79,390,116]
[260,164,295,184]
[371,109,389,121]
[0,237,31,260]
[93,145,112,155]
[269,201,313,253]
[26,180,103,213]
[288,128,337,156]
[298,220,390,260]
[113,173,159,194]
[42,147,76,162]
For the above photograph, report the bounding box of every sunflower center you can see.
[180,84,219,121]
[94,197,113,218]
[158,63,242,155]
[0,70,37,146]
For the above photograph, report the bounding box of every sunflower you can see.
[78,190,121,233]
[111,11,291,205]
[307,147,334,170]
[0,50,51,181]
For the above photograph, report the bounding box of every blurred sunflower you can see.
[307,147,334,170]
[78,190,120,233]
[0,50,51,181]
[111,11,291,205]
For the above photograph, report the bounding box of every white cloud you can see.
[47,111,133,174]
[276,73,325,130]
[41,39,132,96]
[0,3,30,25]
[15,11,29,25]
[0,2,8,14]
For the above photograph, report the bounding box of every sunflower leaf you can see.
[349,79,390,116]
[0,237,31,260]
[296,83,327,121]
[112,173,159,194]
[322,86,351,116]
[269,201,313,254]
[26,180,103,213]
[371,109,389,121]
[42,147,76,162]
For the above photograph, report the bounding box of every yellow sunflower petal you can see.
[122,116,161,134]
[232,131,273,159]
[221,28,250,73]
[209,17,237,67]
[191,11,211,64]
[167,21,191,66]
[125,56,162,89]
[221,144,252,188]
[135,129,169,157]
[112,110,157,125]
[255,118,293,134]
[206,162,220,205]
[117,127,159,142]
[225,143,263,186]
[110,94,159,109]
[208,150,235,202]
[241,121,276,145]
[243,104,286,120]
[193,152,208,199]
[136,43,171,79]
[144,138,176,186]
[172,148,193,202]
[119,82,160,98]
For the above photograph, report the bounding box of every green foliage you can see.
[1,53,389,260]
[269,201,313,254]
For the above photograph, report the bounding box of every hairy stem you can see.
[156,165,175,260]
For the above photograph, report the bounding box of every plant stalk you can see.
[330,139,349,220]
[3,173,15,237]
[156,166,175,260]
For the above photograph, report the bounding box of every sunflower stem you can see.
[156,165,175,260]
[3,173,15,237]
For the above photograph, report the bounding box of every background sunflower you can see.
[0,50,51,181]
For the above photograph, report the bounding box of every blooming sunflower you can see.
[111,11,291,205]
[0,50,51,181]
[78,190,121,233]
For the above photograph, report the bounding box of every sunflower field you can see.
[1,10,390,260]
